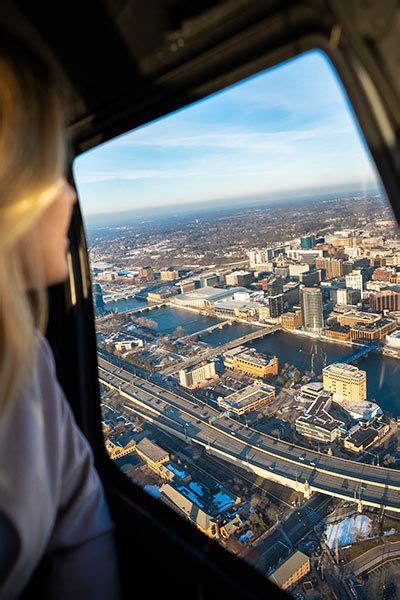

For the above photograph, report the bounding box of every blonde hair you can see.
[0,32,66,411]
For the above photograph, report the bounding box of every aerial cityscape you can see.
[84,190,400,599]
[75,50,400,600]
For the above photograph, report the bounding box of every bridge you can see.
[161,324,280,375]
[98,357,400,513]
[340,342,379,364]
[181,320,233,340]
[124,302,168,316]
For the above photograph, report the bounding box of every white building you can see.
[386,330,400,349]
[179,361,216,388]
[345,269,363,294]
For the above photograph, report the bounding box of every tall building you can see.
[370,290,400,313]
[315,257,344,280]
[139,265,154,281]
[249,249,274,267]
[345,269,363,295]
[267,293,284,318]
[94,283,105,312]
[322,363,367,402]
[300,234,315,250]
[300,287,324,333]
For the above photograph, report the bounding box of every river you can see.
[104,297,400,415]
[251,331,400,416]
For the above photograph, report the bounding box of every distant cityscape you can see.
[89,191,400,599]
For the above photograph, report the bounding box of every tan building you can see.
[336,309,381,328]
[105,438,136,460]
[160,269,180,281]
[269,550,311,591]
[218,381,275,415]
[325,324,351,342]
[350,317,397,342]
[179,361,216,388]
[281,308,302,330]
[323,363,367,402]
[160,483,220,539]
[223,346,278,378]
[135,438,170,477]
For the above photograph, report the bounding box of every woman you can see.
[0,31,121,599]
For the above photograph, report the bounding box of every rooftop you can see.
[221,381,275,409]
[269,551,310,588]
[323,363,366,379]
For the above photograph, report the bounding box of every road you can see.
[252,493,333,572]
[98,355,400,512]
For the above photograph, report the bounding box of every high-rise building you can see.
[249,249,274,267]
[300,286,324,333]
[322,363,367,402]
[315,257,344,280]
[139,265,154,281]
[267,293,284,318]
[370,290,400,313]
[94,283,105,312]
[345,269,363,294]
[300,234,315,250]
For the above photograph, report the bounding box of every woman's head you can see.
[0,30,75,410]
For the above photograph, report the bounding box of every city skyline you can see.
[74,50,379,221]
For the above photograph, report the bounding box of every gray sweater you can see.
[0,334,121,599]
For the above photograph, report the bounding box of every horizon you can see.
[74,49,380,223]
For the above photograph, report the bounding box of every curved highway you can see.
[98,355,400,511]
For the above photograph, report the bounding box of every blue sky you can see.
[74,50,379,218]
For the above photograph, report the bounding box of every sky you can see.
[73,50,379,220]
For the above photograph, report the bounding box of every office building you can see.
[345,269,363,295]
[372,267,395,281]
[299,269,321,287]
[249,249,274,267]
[225,270,253,287]
[300,286,324,333]
[370,290,400,313]
[300,234,315,250]
[289,264,310,277]
[139,265,154,281]
[281,308,302,330]
[350,317,397,341]
[94,283,105,312]
[218,381,275,415]
[160,269,180,281]
[267,293,284,318]
[335,309,381,328]
[315,257,344,280]
[223,346,278,378]
[323,363,367,402]
[179,361,216,388]
[295,392,344,443]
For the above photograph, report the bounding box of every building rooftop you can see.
[221,381,275,410]
[297,392,344,432]
[323,363,366,379]
[136,438,169,463]
[269,550,310,588]
[346,427,378,448]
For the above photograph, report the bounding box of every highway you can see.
[98,355,400,511]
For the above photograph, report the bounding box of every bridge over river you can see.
[161,324,281,375]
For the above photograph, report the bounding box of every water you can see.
[103,298,400,415]
[251,331,400,416]
[105,296,147,312]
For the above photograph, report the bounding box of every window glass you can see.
[74,50,400,598]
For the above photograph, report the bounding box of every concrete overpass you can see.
[98,356,400,512]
